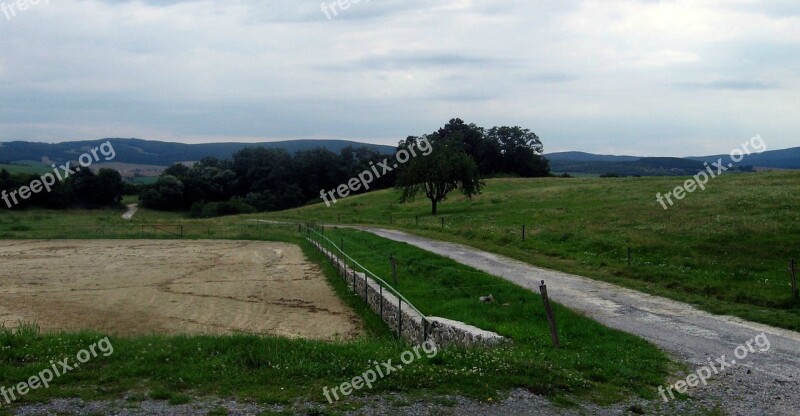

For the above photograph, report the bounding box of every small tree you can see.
[397,138,483,215]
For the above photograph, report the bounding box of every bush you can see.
[190,199,256,218]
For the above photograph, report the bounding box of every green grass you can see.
[315,227,671,404]
[0,207,671,408]
[0,163,47,175]
[266,171,800,331]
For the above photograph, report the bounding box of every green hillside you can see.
[267,171,800,331]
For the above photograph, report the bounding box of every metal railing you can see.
[302,223,430,339]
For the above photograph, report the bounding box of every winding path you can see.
[122,203,138,220]
[356,227,800,415]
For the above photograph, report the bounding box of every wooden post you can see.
[539,280,560,349]
[390,255,398,287]
[790,259,798,300]
[441,217,445,229]
[627,247,632,266]
[522,225,526,241]
[415,216,419,226]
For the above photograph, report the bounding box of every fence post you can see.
[539,280,560,349]
[390,255,398,286]
[415,216,419,226]
[522,225,526,241]
[790,259,798,300]
[441,217,445,229]
[627,247,632,266]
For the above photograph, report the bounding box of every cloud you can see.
[680,80,781,91]
[0,0,797,156]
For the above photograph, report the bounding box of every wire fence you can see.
[303,223,431,340]
[0,222,298,240]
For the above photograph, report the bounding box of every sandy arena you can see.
[0,240,362,340]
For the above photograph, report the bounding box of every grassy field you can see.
[0,207,672,411]
[266,171,800,332]
[0,163,47,175]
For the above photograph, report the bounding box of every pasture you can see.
[268,171,800,331]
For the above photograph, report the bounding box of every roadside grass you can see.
[266,171,800,331]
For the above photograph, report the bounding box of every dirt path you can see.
[356,227,800,415]
[122,203,138,220]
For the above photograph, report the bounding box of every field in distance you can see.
[269,170,800,331]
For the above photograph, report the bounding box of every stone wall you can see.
[310,239,505,348]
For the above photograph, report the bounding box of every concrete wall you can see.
[310,239,505,348]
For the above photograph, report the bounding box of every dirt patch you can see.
[0,240,362,340]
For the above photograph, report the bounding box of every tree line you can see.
[1,118,549,214]
[142,118,550,216]
[0,168,127,210]
[140,146,398,217]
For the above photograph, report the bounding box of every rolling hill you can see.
[546,147,800,175]
[0,138,396,167]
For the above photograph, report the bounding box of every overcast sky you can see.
[0,0,797,156]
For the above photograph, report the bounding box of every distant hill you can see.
[545,151,640,163]
[547,147,800,176]
[550,157,706,177]
[0,138,396,167]
[686,147,800,169]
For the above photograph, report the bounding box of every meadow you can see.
[0,206,671,412]
[268,170,800,331]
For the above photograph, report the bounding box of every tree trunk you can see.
[431,198,438,215]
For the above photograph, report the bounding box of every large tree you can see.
[396,137,483,215]
[486,126,550,177]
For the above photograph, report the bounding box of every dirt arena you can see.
[0,240,362,340]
